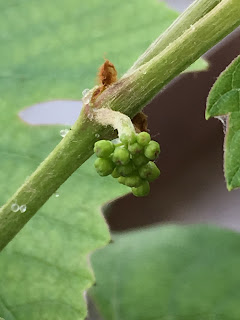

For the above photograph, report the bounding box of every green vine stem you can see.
[0,111,114,251]
[128,0,223,73]
[96,0,240,118]
[0,0,240,251]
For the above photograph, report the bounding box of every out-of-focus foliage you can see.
[91,224,240,320]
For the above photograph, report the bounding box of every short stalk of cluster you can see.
[93,111,160,196]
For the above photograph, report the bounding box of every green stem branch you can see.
[0,111,113,251]
[128,0,223,73]
[97,0,240,118]
[0,0,240,251]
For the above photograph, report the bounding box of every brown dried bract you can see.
[91,59,118,103]
[132,112,149,133]
[98,59,117,87]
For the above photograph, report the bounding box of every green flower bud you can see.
[118,176,127,185]
[132,180,150,197]
[124,175,143,188]
[138,161,160,181]
[112,146,130,165]
[94,140,115,158]
[120,131,136,145]
[137,132,151,146]
[116,162,135,177]
[94,158,115,176]
[111,168,121,178]
[132,154,149,167]
[128,142,143,155]
[144,140,160,160]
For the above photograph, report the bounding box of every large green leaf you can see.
[206,55,240,190]
[0,0,207,319]
[0,155,128,320]
[91,224,240,320]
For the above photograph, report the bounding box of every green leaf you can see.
[91,224,240,320]
[0,155,128,319]
[0,0,207,318]
[206,55,240,190]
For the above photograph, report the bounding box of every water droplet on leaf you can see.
[82,89,90,97]
[11,203,19,212]
[60,129,69,137]
[82,88,92,104]
[19,204,27,213]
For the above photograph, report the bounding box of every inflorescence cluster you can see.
[93,132,160,197]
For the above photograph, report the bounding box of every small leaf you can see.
[206,55,240,190]
[91,225,240,320]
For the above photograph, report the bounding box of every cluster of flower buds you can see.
[94,132,160,197]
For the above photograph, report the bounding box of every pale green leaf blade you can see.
[91,225,240,320]
[206,55,240,190]
[0,155,128,320]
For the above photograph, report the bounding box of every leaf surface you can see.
[91,224,240,320]
[0,0,206,319]
[206,55,240,190]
